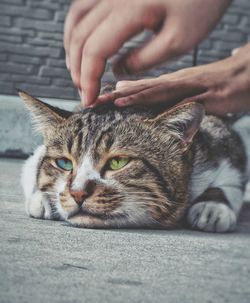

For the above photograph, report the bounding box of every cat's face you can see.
[20,91,204,228]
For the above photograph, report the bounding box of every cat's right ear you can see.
[146,102,205,152]
[18,90,72,136]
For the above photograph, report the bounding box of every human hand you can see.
[64,0,230,106]
[96,43,250,116]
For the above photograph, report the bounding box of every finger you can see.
[115,21,186,74]
[114,85,172,107]
[80,56,105,106]
[64,0,98,58]
[69,2,109,87]
[114,81,207,107]
[81,13,143,106]
[116,78,156,89]
[116,81,134,89]
[96,79,157,104]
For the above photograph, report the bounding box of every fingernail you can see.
[66,55,70,70]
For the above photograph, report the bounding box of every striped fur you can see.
[20,91,248,232]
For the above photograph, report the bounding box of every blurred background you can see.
[0,0,249,157]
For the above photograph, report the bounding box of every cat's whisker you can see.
[124,198,178,221]
[125,191,177,204]
[124,197,167,207]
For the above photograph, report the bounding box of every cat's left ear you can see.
[18,90,72,136]
[148,102,205,151]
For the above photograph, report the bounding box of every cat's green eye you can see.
[55,158,73,171]
[108,157,130,170]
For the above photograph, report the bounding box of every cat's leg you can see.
[21,145,53,220]
[187,187,238,232]
[25,190,53,219]
[188,160,245,232]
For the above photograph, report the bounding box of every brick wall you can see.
[0,0,249,100]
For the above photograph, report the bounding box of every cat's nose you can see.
[70,180,96,206]
[70,189,87,207]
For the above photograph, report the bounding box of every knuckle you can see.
[82,43,95,58]
[216,87,231,100]
[71,29,84,47]
[164,32,186,55]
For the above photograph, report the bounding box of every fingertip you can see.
[115,52,143,74]
[95,95,108,104]
[84,92,96,108]
[80,100,85,108]
[77,89,87,107]
[115,81,132,89]
[84,80,102,107]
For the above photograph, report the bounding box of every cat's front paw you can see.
[25,190,44,218]
[25,190,52,220]
[187,201,237,233]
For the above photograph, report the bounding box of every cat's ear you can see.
[148,102,205,151]
[18,90,72,136]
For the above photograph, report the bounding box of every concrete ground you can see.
[0,158,250,303]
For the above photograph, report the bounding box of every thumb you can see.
[114,23,184,74]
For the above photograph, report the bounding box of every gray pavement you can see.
[0,158,250,303]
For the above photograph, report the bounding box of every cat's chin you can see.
[67,213,108,228]
[66,210,129,228]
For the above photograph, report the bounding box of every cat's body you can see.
[19,91,249,232]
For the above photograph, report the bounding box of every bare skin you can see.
[96,43,250,116]
[64,0,231,106]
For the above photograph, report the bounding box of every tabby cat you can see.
[19,91,249,232]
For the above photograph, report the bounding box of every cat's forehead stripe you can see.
[67,136,73,153]
[79,111,123,154]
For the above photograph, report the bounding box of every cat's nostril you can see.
[85,180,96,196]
[70,189,87,207]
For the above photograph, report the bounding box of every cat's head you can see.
[19,91,204,228]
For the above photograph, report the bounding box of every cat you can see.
[19,90,249,232]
